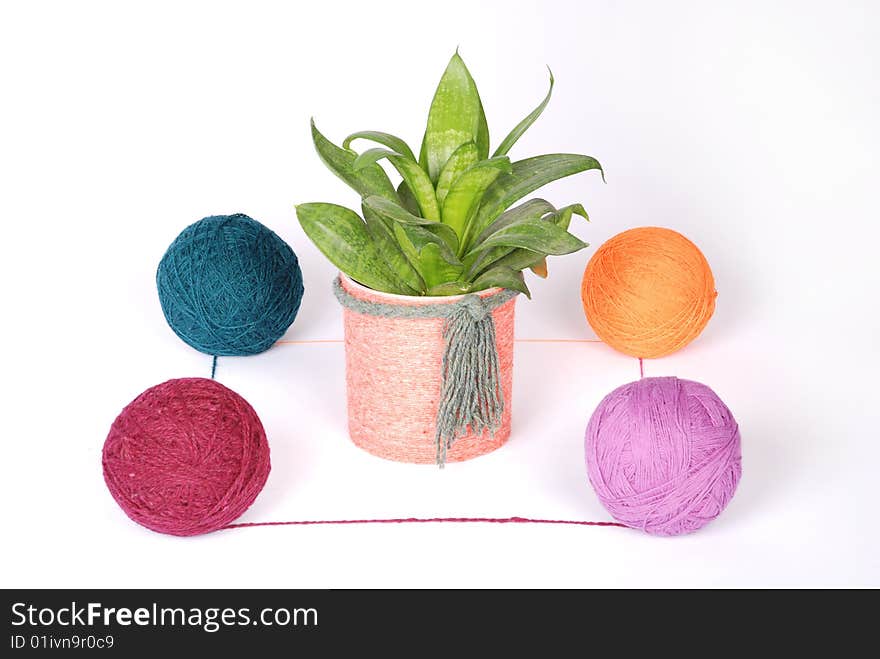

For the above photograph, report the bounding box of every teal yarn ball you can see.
[157,214,304,356]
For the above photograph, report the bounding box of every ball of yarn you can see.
[581,227,716,359]
[157,213,304,356]
[102,378,271,536]
[585,377,741,536]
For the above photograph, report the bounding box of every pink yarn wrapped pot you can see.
[340,275,517,464]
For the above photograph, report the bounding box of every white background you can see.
[2,0,878,588]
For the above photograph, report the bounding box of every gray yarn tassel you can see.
[435,296,504,466]
[333,277,518,467]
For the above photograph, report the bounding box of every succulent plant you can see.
[296,51,603,297]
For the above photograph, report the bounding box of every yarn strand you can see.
[222,516,626,530]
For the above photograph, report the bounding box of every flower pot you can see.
[338,274,517,464]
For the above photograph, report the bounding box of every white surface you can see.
[2,0,878,588]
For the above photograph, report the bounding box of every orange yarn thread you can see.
[581,227,717,359]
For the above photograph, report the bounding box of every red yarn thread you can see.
[102,378,271,537]
[224,517,626,530]
[103,378,623,536]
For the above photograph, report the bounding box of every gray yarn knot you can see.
[333,277,519,467]
[458,294,490,321]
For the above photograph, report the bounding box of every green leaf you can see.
[471,198,556,248]
[362,201,426,294]
[397,181,420,215]
[440,156,512,247]
[363,195,458,253]
[418,243,465,289]
[354,149,441,222]
[310,119,399,203]
[468,154,603,242]
[418,51,490,181]
[343,131,416,162]
[493,69,554,157]
[392,222,458,260]
[548,202,589,230]
[466,218,587,257]
[296,202,410,293]
[470,266,531,298]
[392,224,464,289]
[474,247,542,277]
[362,195,433,225]
[463,198,556,276]
[468,202,590,277]
[435,142,479,206]
[352,147,398,170]
[426,281,472,296]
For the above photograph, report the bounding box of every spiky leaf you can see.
[468,154,603,244]
[392,222,459,261]
[440,156,511,246]
[310,120,399,203]
[343,131,416,162]
[548,202,589,231]
[470,203,590,277]
[463,198,556,276]
[435,141,479,206]
[471,198,556,248]
[493,69,554,157]
[296,202,410,293]
[363,195,458,253]
[397,181,420,215]
[426,281,472,296]
[466,217,586,257]
[468,246,536,279]
[362,202,426,293]
[354,149,440,222]
[470,266,531,298]
[418,243,465,289]
[418,52,490,181]
[393,223,464,289]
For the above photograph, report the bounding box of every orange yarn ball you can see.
[581,227,716,359]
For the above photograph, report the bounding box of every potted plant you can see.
[297,51,602,465]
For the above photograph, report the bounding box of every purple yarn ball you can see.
[585,377,741,536]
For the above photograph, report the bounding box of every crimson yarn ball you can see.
[102,378,271,536]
